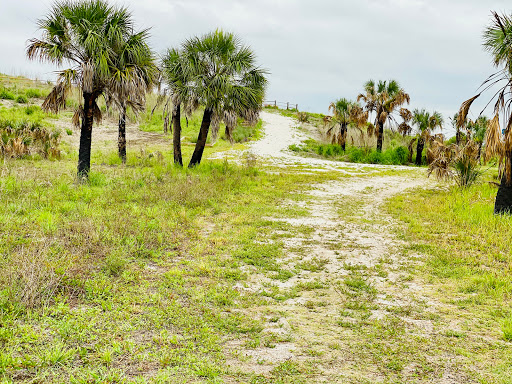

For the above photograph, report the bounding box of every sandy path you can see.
[222,112,474,383]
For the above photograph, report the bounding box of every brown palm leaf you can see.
[484,113,502,162]
[457,94,481,129]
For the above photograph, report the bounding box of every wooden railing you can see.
[263,100,299,111]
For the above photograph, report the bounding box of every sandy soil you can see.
[222,111,473,383]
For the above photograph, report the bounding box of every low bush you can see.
[0,88,15,100]
[291,140,410,165]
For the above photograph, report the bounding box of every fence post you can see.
[296,104,298,111]
[286,102,289,110]
[274,100,277,107]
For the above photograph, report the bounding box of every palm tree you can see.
[327,99,352,151]
[457,11,512,213]
[358,80,410,152]
[27,0,150,178]
[327,99,367,151]
[162,48,194,166]
[412,109,443,165]
[467,116,489,159]
[179,30,268,168]
[109,30,158,163]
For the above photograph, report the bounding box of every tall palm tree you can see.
[412,109,443,165]
[457,11,512,213]
[27,0,149,178]
[358,80,410,152]
[179,30,268,168]
[109,30,158,163]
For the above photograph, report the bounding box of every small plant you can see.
[503,317,512,341]
[0,88,15,100]
[66,128,73,136]
[16,95,28,104]
[297,111,309,123]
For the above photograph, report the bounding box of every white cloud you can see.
[0,0,509,132]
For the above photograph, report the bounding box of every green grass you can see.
[0,150,341,382]
[289,139,411,165]
[386,182,512,341]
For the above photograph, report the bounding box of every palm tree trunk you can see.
[188,108,212,168]
[118,105,127,164]
[376,121,384,152]
[225,125,234,144]
[340,123,347,151]
[495,152,512,214]
[172,102,183,166]
[77,92,95,179]
[415,138,424,166]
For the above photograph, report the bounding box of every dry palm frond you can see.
[398,122,412,136]
[427,141,456,181]
[484,113,502,162]
[323,115,332,127]
[42,83,68,114]
[210,112,222,144]
[72,106,84,129]
[367,122,375,137]
[224,110,237,144]
[92,102,102,125]
[457,94,481,128]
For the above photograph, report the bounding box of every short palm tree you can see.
[327,99,366,151]
[358,80,410,152]
[27,0,150,177]
[457,11,512,213]
[161,47,198,166]
[412,109,443,165]
[327,98,353,151]
[179,30,268,167]
[109,30,158,163]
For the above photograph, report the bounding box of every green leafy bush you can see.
[16,95,28,104]
[0,88,15,100]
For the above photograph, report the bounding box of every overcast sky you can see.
[0,0,510,136]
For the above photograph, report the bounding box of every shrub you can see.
[348,147,365,163]
[297,111,309,123]
[367,150,383,164]
[0,88,15,100]
[394,146,409,164]
[25,88,46,98]
[16,95,28,104]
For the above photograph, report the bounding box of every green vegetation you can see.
[0,105,60,159]
[386,182,512,344]
[290,139,410,165]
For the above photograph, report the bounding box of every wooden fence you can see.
[263,100,299,111]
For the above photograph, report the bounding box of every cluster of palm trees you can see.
[328,79,445,165]
[27,0,267,179]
